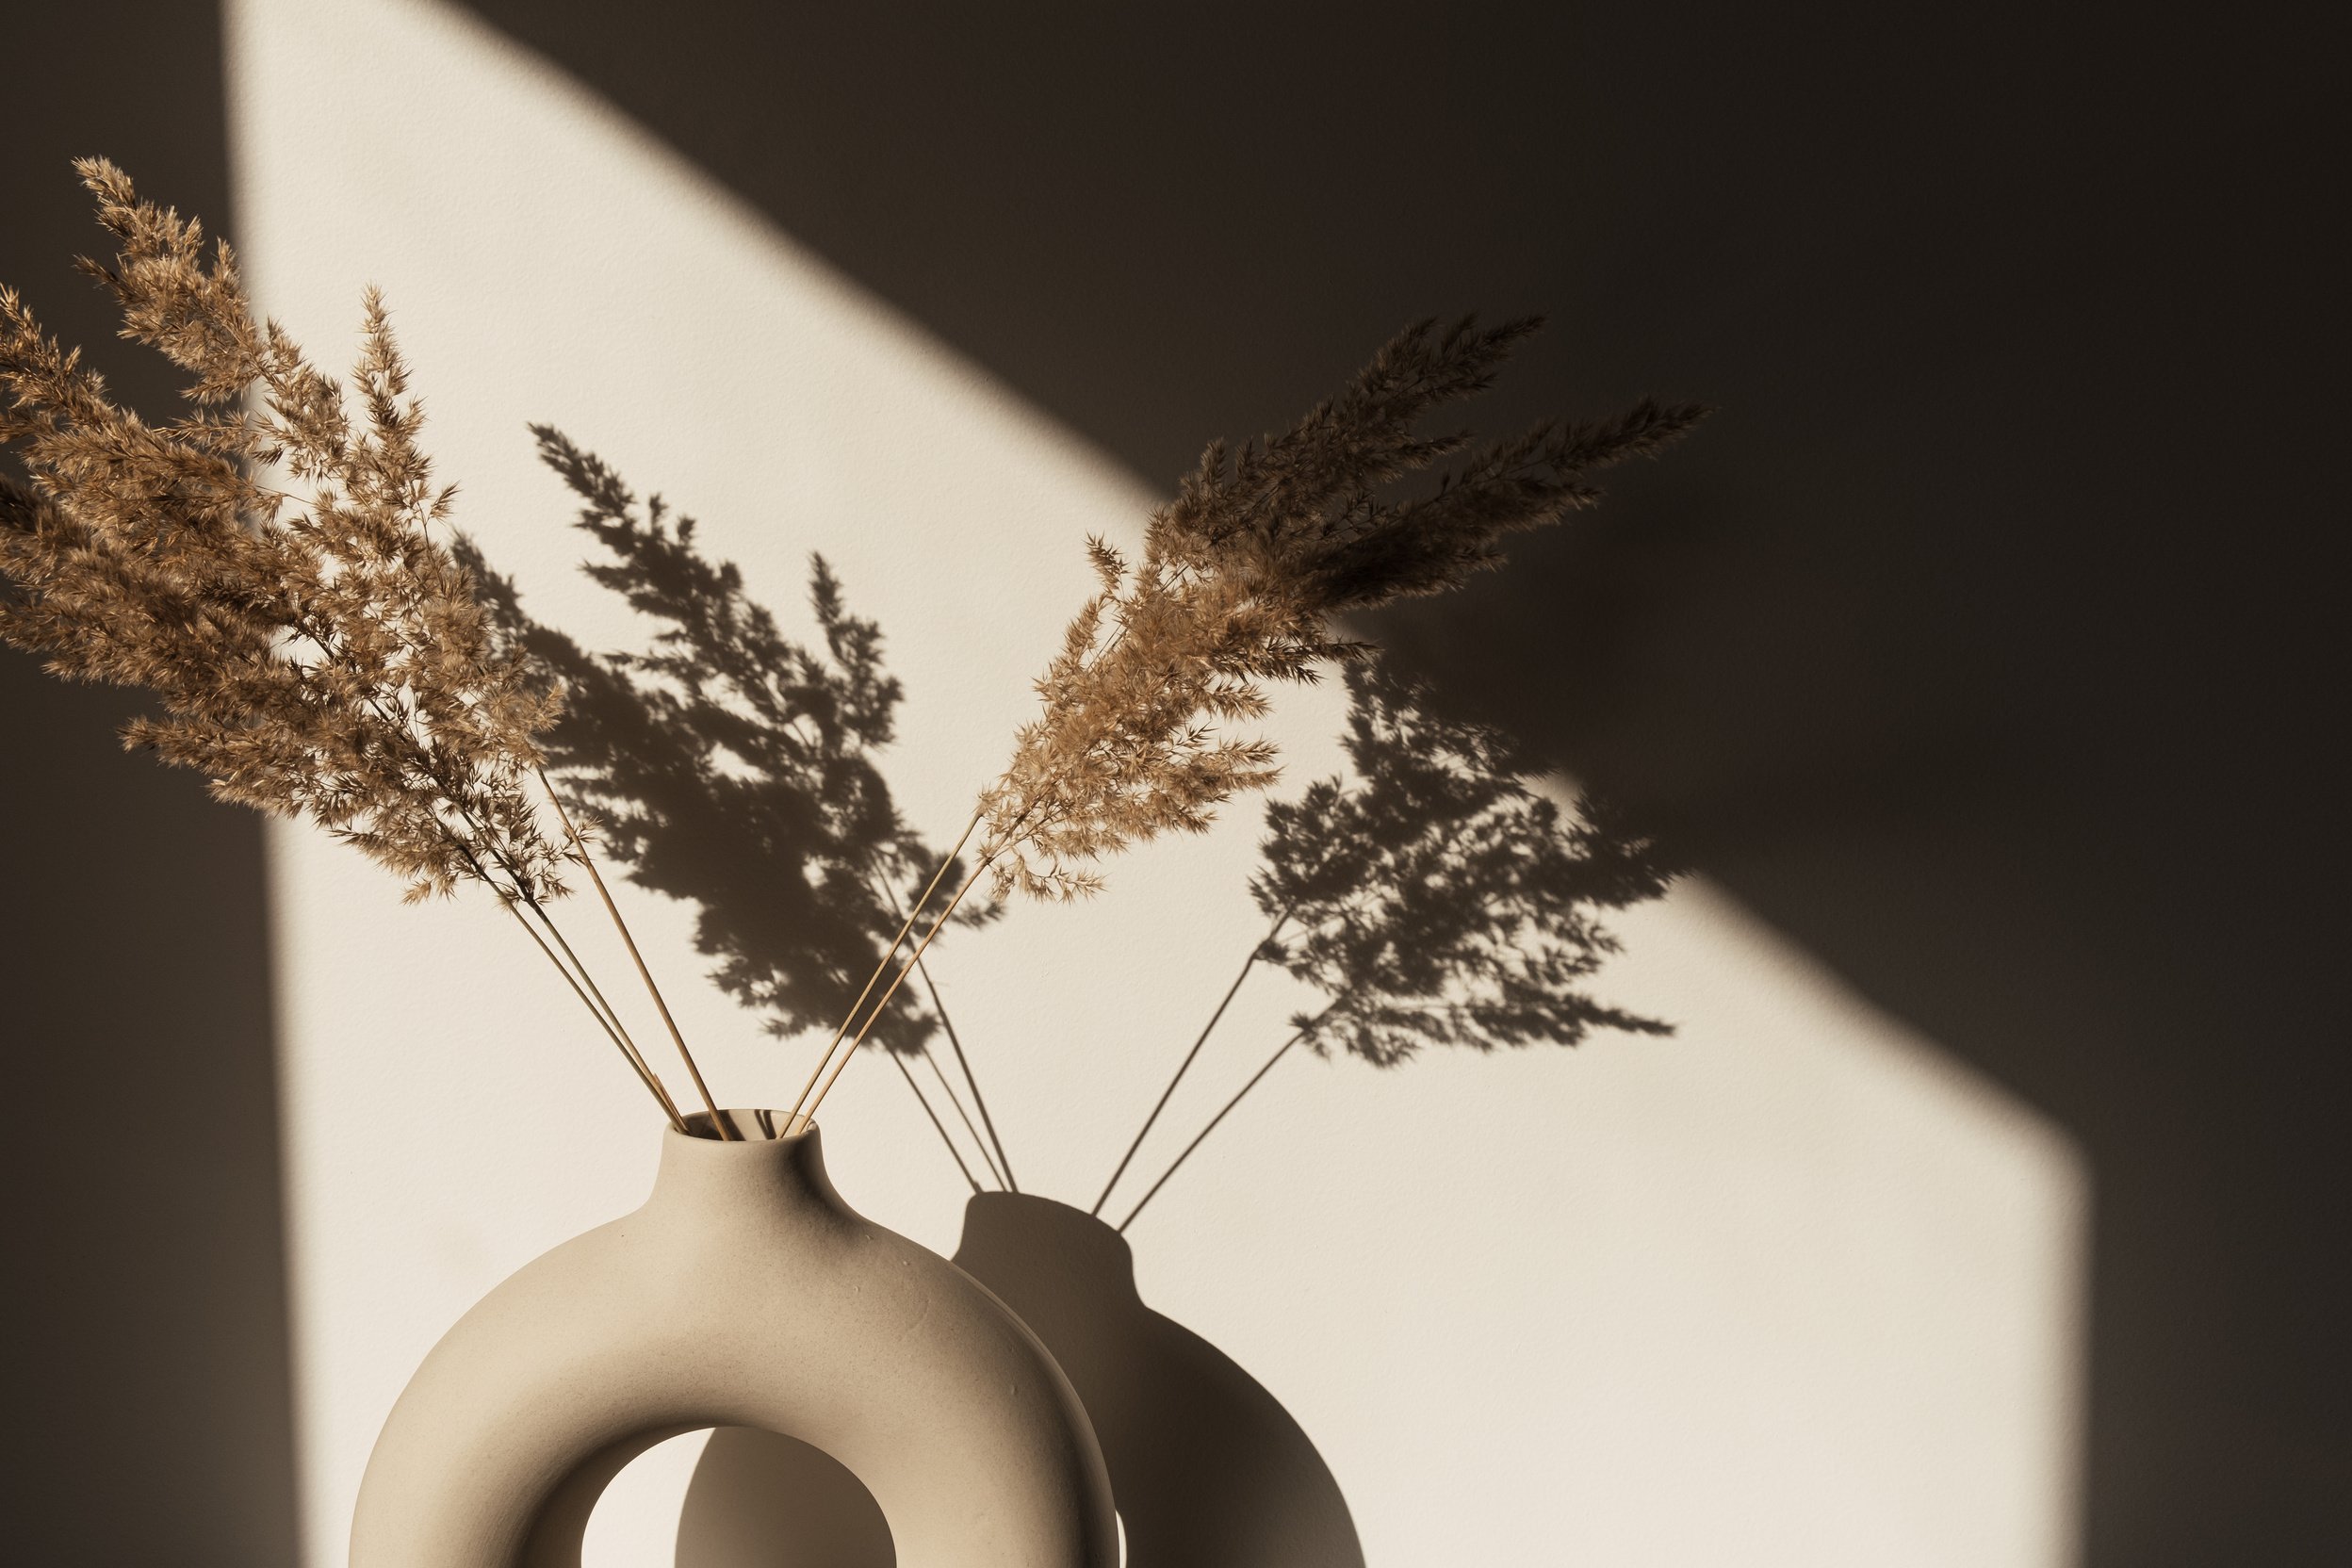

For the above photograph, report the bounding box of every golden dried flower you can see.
[0,160,565,905]
[979,317,1705,901]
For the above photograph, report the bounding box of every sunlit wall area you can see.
[228,2,2087,1564]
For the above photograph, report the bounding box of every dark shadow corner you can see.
[2,8,301,1564]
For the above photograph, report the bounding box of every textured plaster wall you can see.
[229,2,2085,1563]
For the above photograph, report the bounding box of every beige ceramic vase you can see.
[680,1192,1363,1567]
[348,1111,1118,1568]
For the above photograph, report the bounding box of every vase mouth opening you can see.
[677,1108,813,1143]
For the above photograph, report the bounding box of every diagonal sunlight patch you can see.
[229,2,2084,1564]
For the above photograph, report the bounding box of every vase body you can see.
[682,1192,1362,1568]
[350,1114,1117,1568]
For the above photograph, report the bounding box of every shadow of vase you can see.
[677,1192,1364,1568]
[676,1429,894,1566]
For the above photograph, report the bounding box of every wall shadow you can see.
[0,7,301,1564]
[679,1429,895,1567]
[450,6,2352,1558]
[489,433,1641,1562]
[678,1193,1362,1568]
[466,429,987,1057]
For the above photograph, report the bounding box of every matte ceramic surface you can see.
[682,1192,1361,1567]
[350,1114,1117,1568]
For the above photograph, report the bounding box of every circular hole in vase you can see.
[667,1426,894,1566]
[576,1426,893,1566]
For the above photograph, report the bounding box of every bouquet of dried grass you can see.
[788,318,1705,1130]
[0,160,731,1135]
[2,162,1704,1162]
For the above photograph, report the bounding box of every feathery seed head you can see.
[0,162,567,906]
[983,316,1705,901]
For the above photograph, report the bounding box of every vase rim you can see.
[647,1112,845,1217]
[675,1107,815,1144]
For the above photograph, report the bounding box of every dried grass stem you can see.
[1116,1004,1337,1233]
[888,1049,981,1193]
[537,767,731,1137]
[1091,907,1288,1216]
[501,900,685,1130]
[800,856,991,1125]
[784,809,980,1128]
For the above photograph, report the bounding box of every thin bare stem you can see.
[1118,1004,1337,1233]
[402,752,676,1135]
[788,811,982,1129]
[501,900,685,1130]
[537,767,731,1138]
[874,870,1002,1189]
[888,1047,982,1193]
[318,686,689,1135]
[921,1043,1006,1188]
[312,709,678,1130]
[919,956,1016,1190]
[878,873,1016,1191]
[803,859,989,1125]
[1091,908,1287,1216]
[514,892,679,1119]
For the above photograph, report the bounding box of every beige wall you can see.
[230,2,2086,1562]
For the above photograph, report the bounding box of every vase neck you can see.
[643,1114,845,1222]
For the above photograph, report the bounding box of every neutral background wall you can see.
[232,4,2079,1563]
[3,2,2344,1565]
[0,10,300,1567]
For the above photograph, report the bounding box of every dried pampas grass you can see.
[796,317,1704,1124]
[1,160,1705,1152]
[0,162,726,1133]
